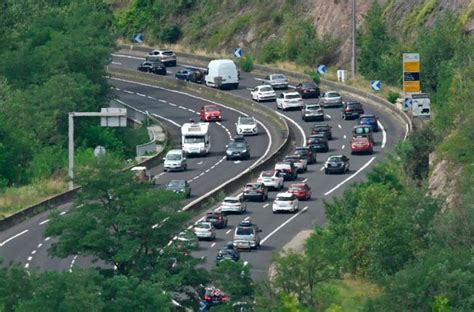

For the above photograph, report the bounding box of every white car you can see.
[276,92,304,111]
[321,91,342,107]
[257,171,284,190]
[263,74,289,89]
[284,154,308,173]
[236,116,258,136]
[251,85,276,102]
[220,196,247,214]
[193,222,216,240]
[163,149,187,171]
[272,192,299,213]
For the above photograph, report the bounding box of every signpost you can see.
[133,33,144,44]
[403,53,421,94]
[233,48,243,58]
[371,80,381,91]
[316,64,327,75]
[411,93,431,118]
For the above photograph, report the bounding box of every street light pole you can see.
[351,0,357,77]
[67,110,127,190]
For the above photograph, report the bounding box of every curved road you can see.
[1,50,406,280]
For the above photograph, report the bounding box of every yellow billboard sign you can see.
[403,81,421,93]
[403,53,420,94]
[403,61,420,72]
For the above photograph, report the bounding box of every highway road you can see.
[0,50,406,281]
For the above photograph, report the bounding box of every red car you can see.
[200,104,222,122]
[287,183,312,201]
[351,136,373,154]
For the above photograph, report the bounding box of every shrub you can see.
[305,70,321,84]
[258,39,282,64]
[239,55,254,72]
[386,91,400,104]
[159,24,182,43]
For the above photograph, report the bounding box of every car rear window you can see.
[261,172,273,177]
[327,92,340,98]
[260,86,273,92]
[236,227,254,235]
[289,186,304,191]
[162,51,174,56]
[361,117,376,122]
[224,199,239,204]
[285,94,301,99]
[306,105,320,110]
[197,223,211,229]
[276,195,294,201]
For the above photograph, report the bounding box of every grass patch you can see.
[0,178,67,219]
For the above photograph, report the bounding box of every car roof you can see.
[203,104,218,108]
[283,92,300,96]
[258,84,273,88]
[167,149,183,154]
[206,211,223,215]
[224,196,240,201]
[360,114,375,118]
[313,124,330,128]
[196,221,212,226]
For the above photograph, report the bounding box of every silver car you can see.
[193,221,216,240]
[263,74,289,89]
[321,91,342,108]
[163,149,187,171]
[219,196,247,214]
[146,49,177,66]
[233,220,261,250]
[301,103,325,121]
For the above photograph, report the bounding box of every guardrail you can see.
[0,102,168,232]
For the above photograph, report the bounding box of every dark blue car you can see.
[359,114,379,132]
[175,68,205,83]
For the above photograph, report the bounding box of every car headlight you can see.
[242,150,247,153]
[226,150,232,155]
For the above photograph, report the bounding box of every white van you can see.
[163,149,187,171]
[205,59,239,89]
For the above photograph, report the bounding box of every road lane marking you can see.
[39,219,50,225]
[234,160,241,164]
[136,93,146,97]
[261,206,309,244]
[60,211,66,216]
[197,161,203,165]
[378,121,387,148]
[326,114,331,119]
[24,263,29,268]
[243,261,248,267]
[244,216,250,221]
[343,135,347,139]
[151,113,181,127]
[324,156,376,196]
[44,237,51,241]
[226,229,232,234]
[178,105,187,110]
[0,229,29,247]
[338,124,342,129]
[342,145,345,149]
[147,96,155,100]
[37,243,43,248]
[263,204,269,208]
[302,178,308,182]
[111,61,122,65]
[27,256,32,261]
[159,99,168,103]
[211,243,216,248]
[320,166,325,171]
[275,112,306,145]
[124,90,134,94]
[69,255,78,273]
[111,53,144,60]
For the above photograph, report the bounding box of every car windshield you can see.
[361,117,376,122]
[184,135,205,143]
[245,184,259,190]
[314,126,328,131]
[230,142,246,149]
[196,223,211,229]
[224,199,239,204]
[276,195,293,201]
[205,106,219,112]
[272,74,285,80]
[260,86,273,92]
[206,214,220,220]
[354,127,370,134]
[327,92,340,98]
[168,180,185,187]
[236,227,254,235]
[239,118,255,125]
[286,94,301,99]
[328,156,343,162]
[348,103,361,108]
[166,154,181,160]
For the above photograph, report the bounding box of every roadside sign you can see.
[316,64,327,75]
[403,97,412,111]
[234,48,243,58]
[133,33,144,44]
[100,108,127,127]
[411,93,431,118]
[371,80,381,91]
[403,53,420,94]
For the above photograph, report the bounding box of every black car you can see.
[324,155,350,174]
[137,61,167,75]
[307,135,329,152]
[205,212,228,229]
[165,180,191,197]
[216,243,240,264]
[295,146,317,164]
[295,82,321,98]
[342,101,364,120]
[226,140,250,160]
[311,124,333,140]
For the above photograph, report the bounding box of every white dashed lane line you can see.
[69,255,78,273]
[343,135,347,139]
[210,243,216,248]
[159,99,168,103]
[226,229,232,235]
[124,90,134,94]
[263,204,269,208]
[302,178,308,182]
[320,166,325,171]
[342,145,345,149]
[136,93,146,97]
[338,124,342,129]
[39,219,50,225]
[59,211,66,216]
[326,114,331,119]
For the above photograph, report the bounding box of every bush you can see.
[159,24,182,43]
[239,55,254,72]
[305,70,321,84]
[386,91,400,104]
[258,39,282,64]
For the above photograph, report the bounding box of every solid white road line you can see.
[404,124,409,141]
[111,62,122,65]
[152,113,181,127]
[0,229,29,247]
[378,120,387,148]
[275,111,306,145]
[261,206,309,244]
[111,53,144,60]
[324,156,376,196]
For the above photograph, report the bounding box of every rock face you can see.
[428,155,462,211]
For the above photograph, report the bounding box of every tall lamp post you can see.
[351,0,357,77]
[68,108,127,190]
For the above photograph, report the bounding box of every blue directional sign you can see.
[403,97,412,110]
[371,80,381,91]
[234,48,244,58]
[316,64,327,75]
[133,33,144,44]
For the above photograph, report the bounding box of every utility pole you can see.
[351,0,356,77]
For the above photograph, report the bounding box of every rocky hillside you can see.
[112,0,473,65]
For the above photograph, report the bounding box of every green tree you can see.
[45,155,190,278]
[211,261,254,303]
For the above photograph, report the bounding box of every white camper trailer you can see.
[181,122,210,156]
[205,59,239,89]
